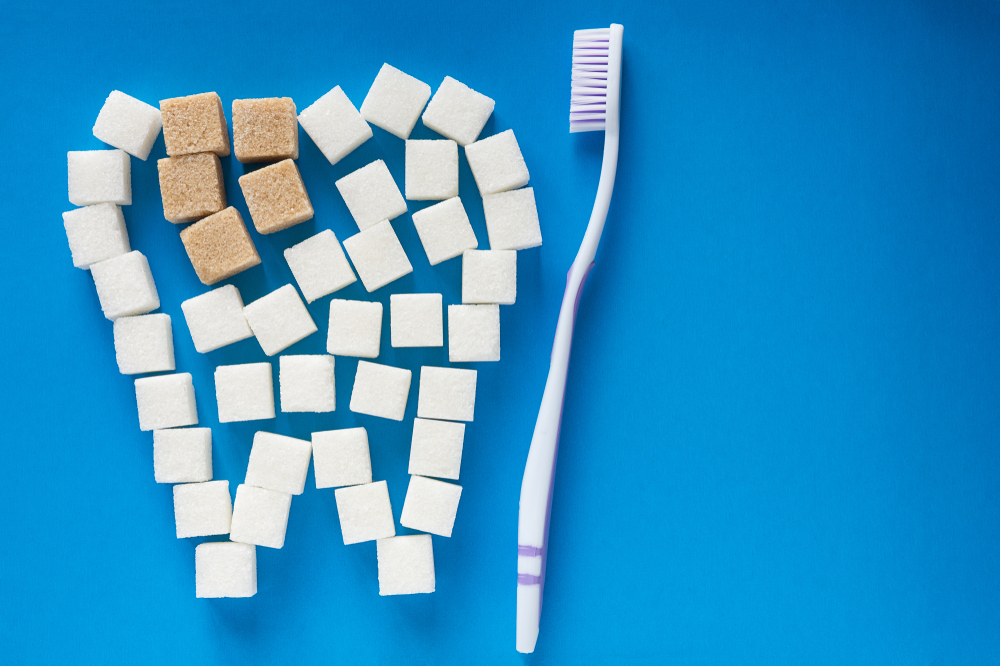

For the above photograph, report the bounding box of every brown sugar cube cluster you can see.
[179,207,261,285]
[232,98,298,163]
[157,153,227,224]
[238,159,314,234]
[160,92,231,157]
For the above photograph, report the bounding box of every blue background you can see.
[1,0,999,663]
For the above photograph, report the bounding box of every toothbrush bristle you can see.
[570,27,611,133]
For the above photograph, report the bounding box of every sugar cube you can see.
[410,197,478,266]
[173,480,232,538]
[417,366,477,422]
[157,153,227,224]
[448,304,500,362]
[181,285,254,353]
[422,76,495,146]
[298,86,372,165]
[279,355,336,413]
[232,97,298,163]
[214,362,275,423]
[229,484,292,549]
[390,293,443,348]
[68,149,131,206]
[360,64,431,139]
[335,160,407,231]
[312,427,372,489]
[90,251,159,320]
[377,535,435,596]
[243,285,318,356]
[405,139,458,200]
[113,313,175,375]
[465,129,530,196]
[135,373,198,431]
[481,187,542,251]
[238,158,314,234]
[408,418,464,480]
[195,542,256,598]
[62,203,130,269]
[334,480,395,544]
[179,207,261,286]
[153,427,212,484]
[349,361,412,421]
[462,249,516,304]
[399,475,462,538]
[245,431,313,495]
[342,219,413,292]
[92,90,162,161]
[284,229,357,303]
[160,92,230,157]
[326,299,382,358]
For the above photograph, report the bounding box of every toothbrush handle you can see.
[515,258,593,654]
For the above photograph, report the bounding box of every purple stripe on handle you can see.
[518,574,542,586]
[518,544,543,557]
[573,262,596,319]
[551,262,596,361]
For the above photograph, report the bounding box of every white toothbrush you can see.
[516,23,624,654]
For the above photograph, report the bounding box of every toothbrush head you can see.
[570,25,623,134]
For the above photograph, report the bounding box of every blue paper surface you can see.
[1,1,1000,663]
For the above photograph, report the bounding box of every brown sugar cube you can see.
[179,207,261,285]
[157,153,227,224]
[238,159,314,234]
[160,92,231,157]
[232,98,299,163]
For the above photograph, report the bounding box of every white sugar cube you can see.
[313,427,372,489]
[405,140,458,201]
[245,431,312,495]
[243,284,318,356]
[229,484,292,549]
[62,203,130,269]
[90,251,159,320]
[400,475,462,537]
[342,219,413,292]
[327,299,382,358]
[409,418,465,480]
[284,230,357,303]
[334,480,395,544]
[298,85,373,165]
[422,76,495,146]
[215,363,275,423]
[196,542,256,598]
[350,361,412,421]
[173,480,232,538]
[482,187,542,251]
[377,535,435,596]
[335,160,407,231]
[417,366,477,422]
[113,313,175,375]
[92,90,162,161]
[465,129,529,196]
[68,149,131,206]
[279,355,335,413]
[448,304,500,362]
[390,293,443,348]
[153,427,212,484]
[360,63,432,139]
[462,250,516,304]
[135,373,197,431]
[181,285,254,353]
[410,197,478,265]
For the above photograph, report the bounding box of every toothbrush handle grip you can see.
[515,259,594,654]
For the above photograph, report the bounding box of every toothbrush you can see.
[516,23,624,654]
